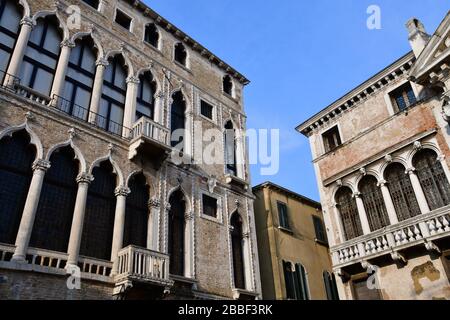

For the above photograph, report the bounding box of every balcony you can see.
[225,173,249,191]
[331,205,450,274]
[114,245,173,295]
[128,116,171,165]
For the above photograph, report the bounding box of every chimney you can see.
[406,18,430,57]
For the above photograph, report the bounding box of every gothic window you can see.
[413,149,450,210]
[99,55,127,135]
[136,72,156,121]
[384,163,421,221]
[231,212,245,289]
[80,161,117,261]
[168,189,185,276]
[170,91,186,149]
[335,187,363,240]
[0,130,35,245]
[223,75,233,96]
[359,175,390,231]
[389,83,417,112]
[283,261,295,299]
[277,201,290,230]
[174,42,187,66]
[19,16,62,96]
[144,23,159,48]
[323,271,339,300]
[322,126,342,153]
[30,147,78,253]
[61,37,97,121]
[0,0,21,80]
[123,173,149,248]
[283,261,309,300]
[224,120,237,176]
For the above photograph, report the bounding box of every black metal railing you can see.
[0,69,20,92]
[52,95,131,138]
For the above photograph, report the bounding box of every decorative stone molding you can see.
[352,192,362,199]
[413,141,423,151]
[384,154,393,163]
[359,167,366,176]
[25,111,35,122]
[115,186,131,197]
[424,240,441,254]
[32,159,51,172]
[60,39,75,48]
[405,167,416,175]
[185,211,194,221]
[336,179,343,187]
[68,128,77,140]
[442,99,450,123]
[377,179,388,187]
[390,251,407,265]
[148,198,160,209]
[126,76,140,84]
[207,176,217,194]
[164,202,171,212]
[360,260,373,270]
[96,58,109,67]
[20,16,33,27]
[76,173,94,184]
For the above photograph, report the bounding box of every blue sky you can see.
[145,0,449,201]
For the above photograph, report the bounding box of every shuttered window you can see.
[313,215,327,243]
[277,202,290,230]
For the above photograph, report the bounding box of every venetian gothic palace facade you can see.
[0,0,262,299]
[297,12,450,299]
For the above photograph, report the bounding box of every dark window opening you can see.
[313,215,327,243]
[202,194,217,218]
[168,189,185,276]
[223,75,233,96]
[174,43,187,66]
[136,72,156,121]
[359,175,390,231]
[81,0,99,9]
[231,212,245,289]
[0,0,22,82]
[335,187,363,240]
[283,261,309,300]
[115,10,132,31]
[170,91,186,149]
[323,271,339,300]
[277,202,290,230]
[144,23,159,48]
[200,100,213,120]
[224,120,237,176]
[322,126,342,153]
[390,83,417,112]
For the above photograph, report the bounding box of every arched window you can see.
[123,173,149,248]
[230,212,245,289]
[335,187,363,240]
[323,271,339,300]
[144,23,159,48]
[384,163,421,221]
[61,37,97,120]
[19,15,62,96]
[29,147,78,253]
[170,91,186,148]
[0,0,22,80]
[413,149,450,210]
[224,121,237,176]
[282,261,309,300]
[99,55,127,135]
[359,176,390,231]
[136,71,156,121]
[223,75,233,96]
[0,130,35,245]
[168,189,185,276]
[80,161,117,260]
[174,42,187,66]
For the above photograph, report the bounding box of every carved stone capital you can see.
[32,159,51,172]
[96,58,109,67]
[20,16,33,27]
[405,167,416,175]
[384,154,393,163]
[424,240,441,254]
[165,203,172,212]
[377,179,388,187]
[126,76,140,84]
[336,179,343,187]
[242,232,250,239]
[115,186,131,197]
[61,39,75,48]
[148,198,160,209]
[77,173,94,184]
[390,251,407,265]
[413,140,423,151]
[352,192,362,199]
[359,167,367,176]
[184,211,194,221]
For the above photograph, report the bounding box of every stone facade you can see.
[297,12,450,300]
[0,0,261,300]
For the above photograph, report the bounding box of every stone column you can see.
[89,58,108,123]
[12,159,51,262]
[50,39,75,106]
[111,186,130,274]
[235,132,245,180]
[406,167,430,214]
[377,180,399,225]
[122,76,139,137]
[331,203,347,243]
[184,110,194,160]
[66,173,93,266]
[353,192,372,235]
[147,198,160,251]
[242,231,252,291]
[154,91,165,124]
[4,17,33,87]
[184,211,194,278]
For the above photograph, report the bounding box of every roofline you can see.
[124,0,250,85]
[295,51,415,136]
[252,181,321,208]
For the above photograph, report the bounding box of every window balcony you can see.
[331,205,450,275]
[128,116,171,165]
[225,173,249,191]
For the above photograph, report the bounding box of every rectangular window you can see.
[202,194,217,218]
[277,202,290,230]
[82,0,99,9]
[312,215,327,244]
[390,83,417,112]
[200,100,214,120]
[115,10,132,31]
[322,126,342,153]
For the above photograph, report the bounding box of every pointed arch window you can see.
[170,91,186,149]
[80,161,117,260]
[223,75,233,96]
[0,0,22,80]
[335,187,363,240]
[61,37,97,120]
[323,271,339,300]
[144,23,159,48]
[231,212,245,289]
[168,189,185,276]
[123,173,149,248]
[283,261,309,300]
[19,15,62,96]
[413,149,450,210]
[99,55,127,135]
[359,175,390,231]
[0,130,35,245]
[224,121,237,176]
[384,163,421,221]
[174,42,187,66]
[30,147,78,253]
[136,71,156,121]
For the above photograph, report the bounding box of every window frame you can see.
[143,22,160,50]
[173,42,189,69]
[80,0,100,10]
[222,75,234,98]
[321,124,343,154]
[199,189,223,224]
[114,8,133,32]
[384,80,420,115]
[276,201,291,231]
[312,215,328,245]
[199,98,216,123]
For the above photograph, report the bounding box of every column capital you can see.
[20,16,33,27]
[76,173,94,184]
[164,202,171,212]
[377,179,388,187]
[148,198,160,208]
[32,159,51,172]
[184,211,194,221]
[126,76,140,84]
[96,58,109,67]
[61,39,75,48]
[352,192,362,199]
[242,232,250,239]
[405,167,416,175]
[115,186,131,197]
[156,91,165,99]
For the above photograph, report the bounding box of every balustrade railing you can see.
[131,116,170,146]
